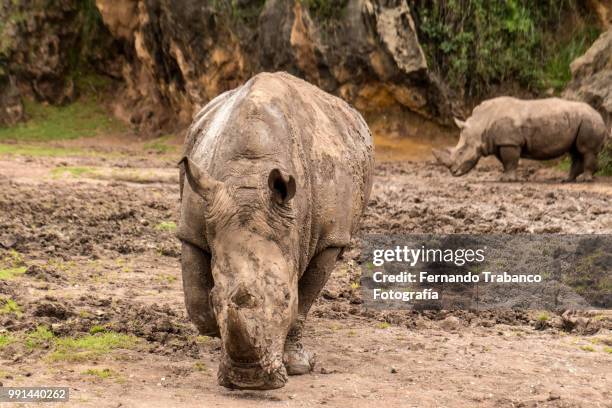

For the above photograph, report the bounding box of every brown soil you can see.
[0,141,611,407]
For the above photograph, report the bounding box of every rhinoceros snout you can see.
[218,357,288,390]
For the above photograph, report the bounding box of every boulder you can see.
[564,29,612,125]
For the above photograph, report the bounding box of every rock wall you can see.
[93,0,454,136]
[564,28,612,125]
[0,0,119,125]
[1,0,609,137]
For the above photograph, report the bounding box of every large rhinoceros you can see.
[177,72,374,390]
[433,97,608,181]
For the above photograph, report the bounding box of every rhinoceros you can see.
[433,97,608,181]
[177,72,374,390]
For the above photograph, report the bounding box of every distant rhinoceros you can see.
[177,72,374,390]
[433,97,608,181]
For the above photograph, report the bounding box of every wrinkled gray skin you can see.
[433,97,608,182]
[177,72,374,390]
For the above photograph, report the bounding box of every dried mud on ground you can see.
[0,149,611,408]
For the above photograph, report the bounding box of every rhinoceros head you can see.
[180,157,298,390]
[433,118,482,176]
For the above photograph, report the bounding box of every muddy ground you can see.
[0,139,611,408]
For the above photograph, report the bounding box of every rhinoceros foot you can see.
[283,341,315,375]
[499,171,518,182]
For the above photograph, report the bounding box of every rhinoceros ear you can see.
[178,156,221,199]
[268,168,296,205]
[454,118,467,130]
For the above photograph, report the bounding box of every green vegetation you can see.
[377,322,391,329]
[26,326,54,349]
[604,347,612,354]
[51,166,96,179]
[0,144,90,157]
[194,362,207,372]
[0,333,15,349]
[0,266,26,280]
[598,143,612,177]
[302,0,348,19]
[0,98,124,142]
[49,332,139,362]
[413,0,601,97]
[579,345,595,352]
[536,312,550,322]
[82,368,117,379]
[155,221,177,232]
[195,335,212,344]
[143,135,176,154]
[212,0,267,25]
[556,143,612,177]
[0,297,21,316]
[89,325,106,335]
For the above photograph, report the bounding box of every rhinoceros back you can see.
[180,72,374,273]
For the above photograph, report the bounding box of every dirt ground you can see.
[0,137,611,408]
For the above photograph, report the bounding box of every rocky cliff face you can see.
[564,28,612,125]
[1,0,610,136]
[93,0,454,136]
[0,0,118,125]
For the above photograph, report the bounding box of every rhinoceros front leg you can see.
[181,241,219,337]
[498,146,520,182]
[284,247,342,375]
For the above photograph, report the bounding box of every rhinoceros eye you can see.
[267,168,296,205]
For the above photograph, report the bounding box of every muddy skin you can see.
[433,97,609,181]
[177,72,374,390]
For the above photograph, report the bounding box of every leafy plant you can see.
[412,0,600,98]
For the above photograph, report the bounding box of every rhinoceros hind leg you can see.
[565,149,584,182]
[578,152,597,182]
[181,241,219,337]
[498,146,520,182]
[284,247,342,375]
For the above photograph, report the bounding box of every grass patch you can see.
[604,347,612,354]
[0,297,22,316]
[0,250,27,283]
[195,335,212,344]
[194,362,207,372]
[0,333,15,349]
[302,0,348,19]
[377,322,391,330]
[89,325,106,335]
[554,145,612,177]
[0,266,26,280]
[82,368,117,379]
[580,345,595,352]
[412,1,600,97]
[49,332,138,362]
[155,221,177,232]
[51,166,96,179]
[143,135,175,154]
[0,144,86,157]
[536,312,550,322]
[0,98,125,142]
[26,326,54,349]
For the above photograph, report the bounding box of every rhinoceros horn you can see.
[432,147,453,167]
[178,156,222,198]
